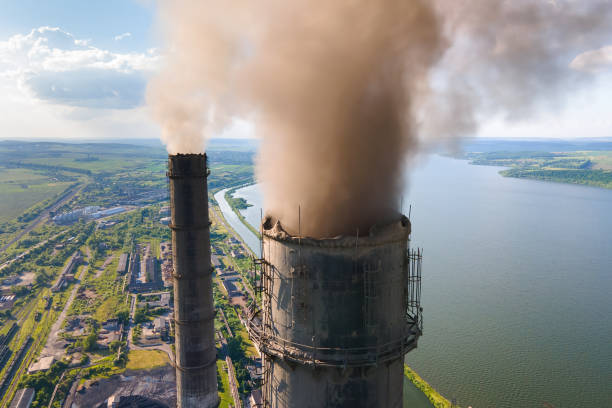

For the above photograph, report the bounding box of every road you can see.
[0,182,84,255]
[39,247,90,361]
[126,294,175,365]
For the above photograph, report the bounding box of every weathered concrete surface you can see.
[258,216,416,408]
[168,154,218,408]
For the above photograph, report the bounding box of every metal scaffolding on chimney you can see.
[246,216,423,408]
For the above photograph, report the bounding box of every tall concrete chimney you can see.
[168,154,219,408]
[250,216,422,408]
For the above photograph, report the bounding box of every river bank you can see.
[224,186,261,239]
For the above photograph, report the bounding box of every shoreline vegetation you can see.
[220,183,455,407]
[404,365,454,408]
[466,150,612,189]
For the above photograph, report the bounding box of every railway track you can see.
[0,337,33,405]
[0,303,53,407]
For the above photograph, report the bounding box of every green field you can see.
[208,164,254,191]
[0,167,72,222]
[216,360,234,408]
[126,350,169,370]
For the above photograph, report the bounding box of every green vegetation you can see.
[467,150,612,189]
[500,168,612,188]
[212,283,257,397]
[223,188,261,239]
[404,365,453,408]
[81,325,99,352]
[67,248,128,324]
[209,164,254,192]
[125,349,169,370]
[225,189,252,210]
[18,361,77,408]
[216,360,234,408]
[0,167,74,223]
[81,355,125,380]
[132,324,142,343]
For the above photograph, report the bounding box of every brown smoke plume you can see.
[148,0,612,237]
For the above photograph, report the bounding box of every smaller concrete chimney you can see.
[168,154,218,408]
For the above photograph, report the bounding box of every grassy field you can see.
[208,164,254,191]
[68,250,128,323]
[0,167,73,222]
[125,350,170,371]
[216,360,234,408]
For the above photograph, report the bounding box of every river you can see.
[213,188,261,257]
[224,155,612,408]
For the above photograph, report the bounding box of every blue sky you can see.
[0,0,155,52]
[0,0,610,142]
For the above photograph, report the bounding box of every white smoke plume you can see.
[147,0,612,237]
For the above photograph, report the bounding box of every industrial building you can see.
[52,206,100,224]
[116,253,129,275]
[9,388,34,408]
[51,251,82,292]
[52,206,126,225]
[90,206,126,219]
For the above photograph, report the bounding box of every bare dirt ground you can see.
[82,289,97,299]
[71,365,176,408]
[94,254,115,278]
[0,271,36,291]
[230,295,247,309]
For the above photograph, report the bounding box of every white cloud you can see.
[114,32,132,41]
[0,26,158,109]
[570,45,612,73]
[0,27,161,140]
[24,68,147,109]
